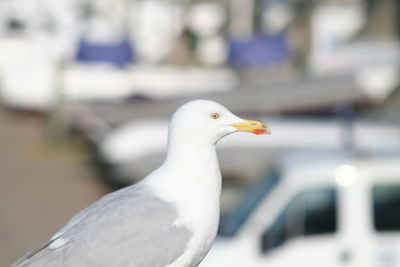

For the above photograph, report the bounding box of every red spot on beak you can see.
[252,129,267,135]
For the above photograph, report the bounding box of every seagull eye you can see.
[211,113,220,119]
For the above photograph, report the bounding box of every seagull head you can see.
[169,100,270,146]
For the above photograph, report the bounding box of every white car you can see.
[202,156,400,267]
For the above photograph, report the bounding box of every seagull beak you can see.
[231,119,271,135]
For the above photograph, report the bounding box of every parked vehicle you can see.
[202,155,400,267]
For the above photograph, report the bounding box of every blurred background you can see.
[0,0,400,266]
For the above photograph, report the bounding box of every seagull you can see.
[13,100,270,267]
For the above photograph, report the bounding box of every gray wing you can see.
[12,184,191,267]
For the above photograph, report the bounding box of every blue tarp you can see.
[76,38,134,68]
[228,33,290,69]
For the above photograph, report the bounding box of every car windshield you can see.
[218,170,280,237]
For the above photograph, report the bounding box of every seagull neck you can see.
[164,139,218,169]
[147,135,222,204]
[157,139,222,203]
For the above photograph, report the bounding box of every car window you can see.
[261,186,337,253]
[372,184,400,231]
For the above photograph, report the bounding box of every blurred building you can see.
[0,0,397,110]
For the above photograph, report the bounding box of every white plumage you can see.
[13,100,269,267]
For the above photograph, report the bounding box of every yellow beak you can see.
[231,119,271,135]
